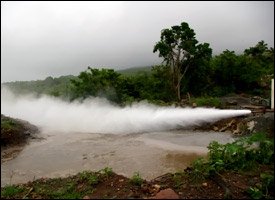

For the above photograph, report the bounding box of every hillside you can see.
[116,66,152,76]
[1,75,76,98]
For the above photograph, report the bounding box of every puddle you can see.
[1,130,234,186]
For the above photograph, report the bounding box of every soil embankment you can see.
[1,114,41,163]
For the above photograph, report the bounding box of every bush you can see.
[130,172,143,186]
[191,97,222,108]
[188,132,274,182]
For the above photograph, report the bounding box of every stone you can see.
[202,182,208,187]
[151,188,179,199]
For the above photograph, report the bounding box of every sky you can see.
[1,1,274,82]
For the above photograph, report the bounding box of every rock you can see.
[153,184,161,190]
[153,184,161,192]
[151,188,179,199]
[213,126,219,131]
[247,120,255,132]
[83,195,90,199]
[252,113,274,137]
[202,182,208,187]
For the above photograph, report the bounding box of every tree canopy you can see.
[153,22,212,101]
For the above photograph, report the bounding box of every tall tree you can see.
[153,22,212,101]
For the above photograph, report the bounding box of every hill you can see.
[116,66,152,76]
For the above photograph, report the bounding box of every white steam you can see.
[1,87,251,134]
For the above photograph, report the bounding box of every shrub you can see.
[130,172,143,186]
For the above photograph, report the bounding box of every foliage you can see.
[210,41,274,97]
[70,68,121,102]
[1,185,24,198]
[1,118,17,130]
[188,157,211,183]
[79,171,99,185]
[2,75,76,99]
[99,167,114,177]
[130,172,143,186]
[2,23,273,104]
[191,97,222,108]
[172,171,186,189]
[153,21,212,100]
[188,133,274,184]
[247,187,263,199]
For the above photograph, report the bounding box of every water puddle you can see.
[1,130,234,186]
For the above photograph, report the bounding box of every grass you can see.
[79,171,99,185]
[1,185,25,198]
[99,167,114,177]
[1,118,17,131]
[191,97,222,108]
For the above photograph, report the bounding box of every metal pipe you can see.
[272,79,274,109]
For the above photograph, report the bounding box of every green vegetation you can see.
[188,132,274,198]
[1,117,17,131]
[1,133,273,199]
[2,22,273,106]
[117,66,152,76]
[2,75,76,100]
[79,171,99,185]
[191,97,222,108]
[1,115,29,146]
[99,167,114,177]
[153,22,212,101]
[1,185,25,198]
[130,172,143,186]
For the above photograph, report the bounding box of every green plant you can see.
[260,172,274,197]
[1,185,24,198]
[99,167,113,177]
[188,157,213,183]
[189,132,274,187]
[192,97,222,108]
[172,171,186,188]
[130,172,143,186]
[79,171,99,185]
[247,187,263,199]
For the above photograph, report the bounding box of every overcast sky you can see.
[1,1,274,82]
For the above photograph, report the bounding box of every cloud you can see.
[1,1,274,82]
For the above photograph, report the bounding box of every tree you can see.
[153,22,212,101]
[70,67,121,102]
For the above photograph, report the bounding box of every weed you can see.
[130,172,143,186]
[247,187,263,199]
[1,185,24,198]
[172,171,186,188]
[79,171,99,185]
[188,157,212,183]
[189,132,274,187]
[191,97,222,108]
[99,167,113,177]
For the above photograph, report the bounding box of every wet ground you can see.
[1,129,234,187]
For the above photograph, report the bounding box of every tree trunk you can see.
[177,81,181,101]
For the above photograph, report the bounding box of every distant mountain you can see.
[116,66,152,75]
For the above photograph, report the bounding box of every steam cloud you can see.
[1,87,251,134]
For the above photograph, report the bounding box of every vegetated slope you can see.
[116,66,152,76]
[1,115,39,147]
[1,75,76,97]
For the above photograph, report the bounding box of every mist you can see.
[1,87,251,134]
